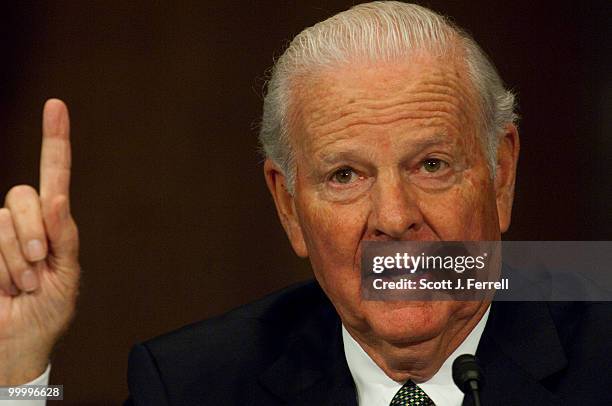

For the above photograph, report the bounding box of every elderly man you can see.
[1,2,610,405]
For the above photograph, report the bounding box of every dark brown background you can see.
[1,1,610,404]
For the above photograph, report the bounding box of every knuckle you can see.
[0,236,21,258]
[0,208,10,222]
[6,184,37,203]
[4,187,43,228]
[0,270,10,288]
[71,223,80,240]
[63,226,80,255]
[0,232,12,245]
[8,261,30,277]
[70,224,80,248]
[62,218,79,239]
[0,210,14,238]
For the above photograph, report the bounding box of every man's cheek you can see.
[451,179,497,238]
[418,185,487,239]
[303,204,365,262]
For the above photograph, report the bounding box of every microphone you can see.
[452,354,484,406]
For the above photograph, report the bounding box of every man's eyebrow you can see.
[404,133,452,149]
[316,133,453,163]
[318,149,377,164]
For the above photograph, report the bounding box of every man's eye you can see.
[421,158,446,173]
[330,167,358,184]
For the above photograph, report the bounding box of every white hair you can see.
[259,1,517,193]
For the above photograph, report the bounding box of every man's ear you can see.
[263,159,309,258]
[494,124,520,233]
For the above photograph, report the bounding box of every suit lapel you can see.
[465,301,567,406]
[258,292,358,405]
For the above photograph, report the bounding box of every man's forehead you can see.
[290,55,480,153]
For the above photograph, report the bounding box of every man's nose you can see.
[369,172,424,239]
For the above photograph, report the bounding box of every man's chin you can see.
[359,300,453,345]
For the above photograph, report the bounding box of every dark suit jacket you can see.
[125,280,612,405]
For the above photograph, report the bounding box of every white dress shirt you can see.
[343,307,490,406]
[0,364,50,406]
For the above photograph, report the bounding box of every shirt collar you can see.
[342,306,490,406]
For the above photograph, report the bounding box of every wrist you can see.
[0,361,49,386]
[0,340,51,385]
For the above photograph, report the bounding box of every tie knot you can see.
[390,380,435,406]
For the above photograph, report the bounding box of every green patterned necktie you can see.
[389,380,435,406]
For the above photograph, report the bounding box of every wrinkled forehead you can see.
[288,54,483,155]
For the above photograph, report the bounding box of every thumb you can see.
[44,195,79,272]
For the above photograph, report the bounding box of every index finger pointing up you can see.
[40,99,71,203]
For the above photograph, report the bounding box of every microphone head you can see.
[452,354,485,394]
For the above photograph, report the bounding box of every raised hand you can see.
[0,99,80,385]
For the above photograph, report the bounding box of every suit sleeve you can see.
[125,343,170,406]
